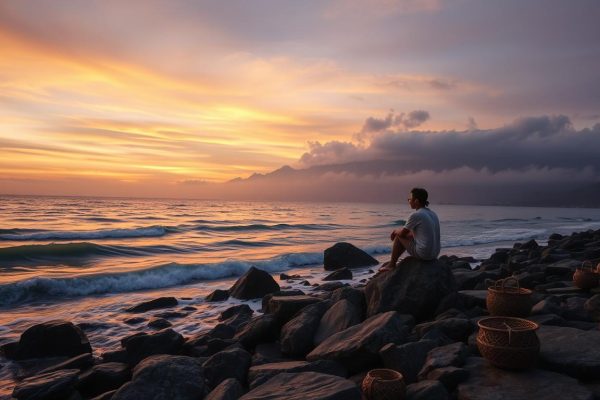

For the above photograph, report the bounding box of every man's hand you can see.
[390,229,398,241]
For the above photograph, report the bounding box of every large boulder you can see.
[219,305,254,330]
[415,318,474,342]
[418,342,470,380]
[202,348,252,389]
[11,320,92,360]
[323,242,378,271]
[248,360,347,389]
[364,257,457,321]
[379,340,437,384]
[77,362,131,398]
[111,355,206,400]
[280,301,330,357]
[313,299,362,345]
[122,329,185,365]
[12,369,79,400]
[306,311,411,373]
[230,267,280,300]
[235,314,281,349]
[406,380,449,400]
[264,295,321,323]
[205,378,244,400]
[125,297,178,313]
[239,372,361,400]
[537,325,600,380]
[456,357,593,400]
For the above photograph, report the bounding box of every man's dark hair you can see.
[411,187,429,207]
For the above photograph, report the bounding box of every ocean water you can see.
[1,195,600,395]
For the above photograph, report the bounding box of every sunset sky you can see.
[1,0,599,200]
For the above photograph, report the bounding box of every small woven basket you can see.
[573,261,599,290]
[486,277,533,317]
[361,369,406,400]
[477,316,540,370]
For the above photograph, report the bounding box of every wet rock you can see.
[125,297,178,313]
[123,317,146,325]
[153,311,187,319]
[38,353,94,374]
[323,268,353,281]
[264,295,321,323]
[379,340,437,384]
[230,267,280,300]
[219,305,254,331]
[205,378,244,400]
[313,299,362,345]
[418,342,469,380]
[563,297,592,321]
[12,369,79,400]
[406,380,448,400]
[280,301,330,357]
[147,318,172,330]
[235,314,281,349]
[262,290,306,310]
[538,325,600,380]
[365,257,457,321]
[532,295,563,315]
[457,357,593,400]
[122,329,185,365]
[239,371,361,400]
[11,320,92,360]
[203,348,252,389]
[77,362,131,398]
[111,355,206,400]
[206,289,230,302]
[452,270,498,290]
[248,360,347,389]
[323,242,378,271]
[100,350,128,364]
[306,311,411,373]
[315,281,347,291]
[252,343,289,366]
[330,287,366,313]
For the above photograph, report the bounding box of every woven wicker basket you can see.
[477,316,539,370]
[361,369,406,400]
[486,277,533,317]
[573,261,599,290]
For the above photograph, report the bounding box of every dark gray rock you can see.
[122,329,184,365]
[90,390,117,400]
[125,297,178,313]
[280,301,330,357]
[248,360,347,389]
[563,296,592,321]
[252,343,289,366]
[12,369,79,400]
[239,371,361,400]
[123,317,146,325]
[406,380,448,400]
[219,304,254,330]
[456,357,593,400]
[205,378,244,400]
[315,282,347,292]
[330,287,366,313]
[101,350,128,364]
[77,362,131,398]
[147,318,172,330]
[452,270,498,291]
[38,353,94,374]
[203,348,252,389]
[262,290,306,311]
[323,242,378,271]
[313,299,362,346]
[425,366,469,390]
[415,318,474,342]
[323,268,353,281]
[111,355,206,400]
[379,340,437,384]
[206,289,230,302]
[230,267,280,300]
[365,257,457,321]
[264,295,321,323]
[584,294,600,321]
[306,311,411,373]
[11,320,92,360]
[234,314,281,349]
[418,342,469,380]
[537,325,600,380]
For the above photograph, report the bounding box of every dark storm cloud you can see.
[301,115,600,173]
[360,110,430,134]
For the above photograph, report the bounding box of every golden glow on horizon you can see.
[0,22,478,197]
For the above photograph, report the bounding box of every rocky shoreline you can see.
[2,231,600,399]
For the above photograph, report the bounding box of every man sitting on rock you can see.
[380,187,441,272]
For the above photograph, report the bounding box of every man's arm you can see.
[390,227,412,241]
